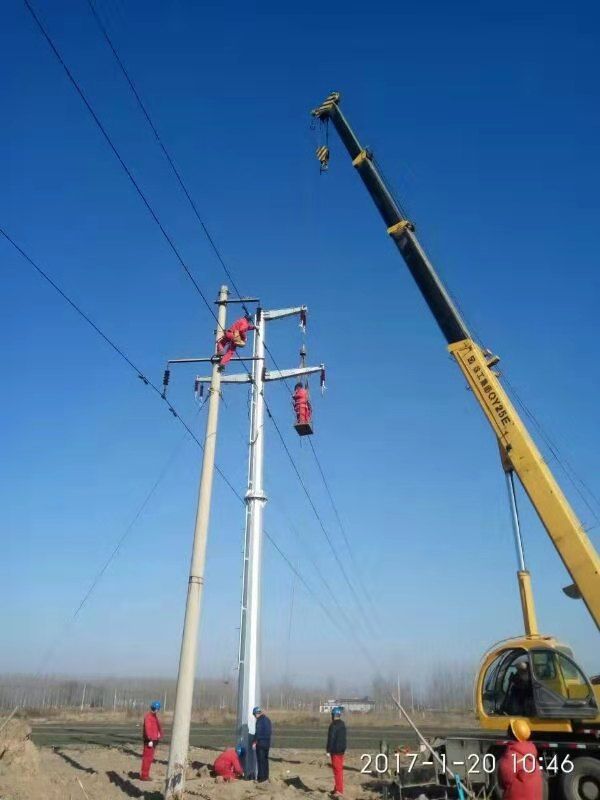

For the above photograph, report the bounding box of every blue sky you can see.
[2,0,599,690]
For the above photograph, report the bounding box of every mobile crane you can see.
[311,92,600,800]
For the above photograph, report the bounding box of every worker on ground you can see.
[293,382,312,425]
[252,706,272,782]
[139,700,163,782]
[217,314,255,368]
[213,745,245,781]
[498,719,543,800]
[326,706,347,798]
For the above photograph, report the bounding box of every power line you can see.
[2,240,428,756]
[1,226,206,453]
[307,437,380,617]
[84,0,250,316]
[82,0,373,612]
[264,400,374,633]
[23,0,216,322]
[23,1,373,636]
[1,227,362,676]
[37,407,204,673]
[502,375,600,530]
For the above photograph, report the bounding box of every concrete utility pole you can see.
[164,285,229,800]
[194,303,324,774]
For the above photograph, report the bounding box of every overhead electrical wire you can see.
[23,0,374,634]
[83,0,251,317]
[346,122,600,533]
[263,402,374,633]
[22,0,217,324]
[17,10,469,722]
[1,226,206,450]
[1,227,359,673]
[10,13,480,772]
[502,375,600,530]
[37,407,205,674]
[306,437,380,617]
[83,0,377,585]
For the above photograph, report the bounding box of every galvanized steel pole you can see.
[236,308,266,774]
[164,285,228,799]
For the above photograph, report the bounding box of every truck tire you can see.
[559,757,600,800]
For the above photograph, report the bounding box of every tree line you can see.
[0,664,474,715]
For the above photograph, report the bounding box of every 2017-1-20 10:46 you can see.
[360,752,575,775]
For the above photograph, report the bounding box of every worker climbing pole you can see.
[217,313,256,367]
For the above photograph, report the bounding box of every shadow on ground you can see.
[52,748,97,774]
[283,775,314,793]
[106,770,163,799]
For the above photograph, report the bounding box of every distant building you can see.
[320,697,375,714]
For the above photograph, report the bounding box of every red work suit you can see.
[140,711,163,780]
[217,318,255,367]
[213,748,243,781]
[498,740,543,800]
[293,386,312,424]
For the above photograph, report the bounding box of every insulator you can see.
[163,369,171,387]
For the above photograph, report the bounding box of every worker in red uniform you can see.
[217,315,255,367]
[293,382,312,424]
[139,700,163,781]
[498,719,543,800]
[213,745,245,781]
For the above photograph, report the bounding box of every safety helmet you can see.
[235,744,245,757]
[150,701,161,712]
[510,718,531,742]
[331,706,343,718]
[252,706,262,716]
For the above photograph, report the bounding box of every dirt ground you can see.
[0,721,389,800]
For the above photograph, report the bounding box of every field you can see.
[0,711,477,800]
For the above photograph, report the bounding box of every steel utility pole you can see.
[194,304,324,774]
[164,285,229,800]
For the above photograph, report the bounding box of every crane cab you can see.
[476,635,600,733]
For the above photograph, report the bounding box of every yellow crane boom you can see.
[312,91,600,631]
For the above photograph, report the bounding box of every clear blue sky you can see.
[2,0,599,691]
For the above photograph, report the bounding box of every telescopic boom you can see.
[312,91,600,631]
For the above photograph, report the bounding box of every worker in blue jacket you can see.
[252,706,272,782]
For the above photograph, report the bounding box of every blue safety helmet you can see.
[235,744,245,757]
[252,706,262,716]
[331,706,343,718]
[150,701,161,711]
